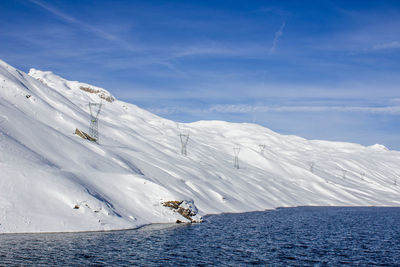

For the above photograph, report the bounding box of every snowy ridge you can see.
[29,68,115,103]
[1,59,400,233]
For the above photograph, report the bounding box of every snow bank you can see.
[1,59,400,233]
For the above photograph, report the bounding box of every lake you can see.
[1,207,400,266]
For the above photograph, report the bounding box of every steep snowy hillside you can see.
[1,59,400,233]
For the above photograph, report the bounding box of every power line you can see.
[233,147,240,169]
[259,144,266,155]
[309,162,315,173]
[88,102,102,142]
[179,133,189,156]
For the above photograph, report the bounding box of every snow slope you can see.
[1,59,400,233]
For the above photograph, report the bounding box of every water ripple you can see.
[1,207,400,266]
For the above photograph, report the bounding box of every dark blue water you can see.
[1,207,400,266]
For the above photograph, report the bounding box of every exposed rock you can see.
[74,128,96,142]
[34,77,48,86]
[79,86,115,103]
[162,200,182,210]
[162,200,203,223]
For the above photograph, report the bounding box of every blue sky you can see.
[1,0,400,149]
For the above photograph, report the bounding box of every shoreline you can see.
[2,205,400,235]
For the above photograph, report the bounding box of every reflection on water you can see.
[1,207,400,266]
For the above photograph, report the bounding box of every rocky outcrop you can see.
[162,200,203,223]
[74,128,96,142]
[79,86,115,103]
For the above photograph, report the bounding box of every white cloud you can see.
[269,21,286,54]
[373,41,400,50]
[28,0,135,50]
[209,104,400,114]
[147,104,400,116]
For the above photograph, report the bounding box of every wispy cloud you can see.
[27,1,278,65]
[269,21,286,54]
[373,41,400,50]
[209,104,400,115]
[28,0,136,50]
[148,104,400,116]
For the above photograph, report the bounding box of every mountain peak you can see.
[28,68,115,103]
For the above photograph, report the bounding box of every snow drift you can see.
[0,59,399,233]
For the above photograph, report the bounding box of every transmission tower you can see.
[179,133,189,156]
[341,169,347,179]
[309,162,315,173]
[88,102,103,142]
[259,144,266,155]
[233,147,241,169]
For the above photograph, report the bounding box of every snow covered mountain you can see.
[1,59,399,233]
